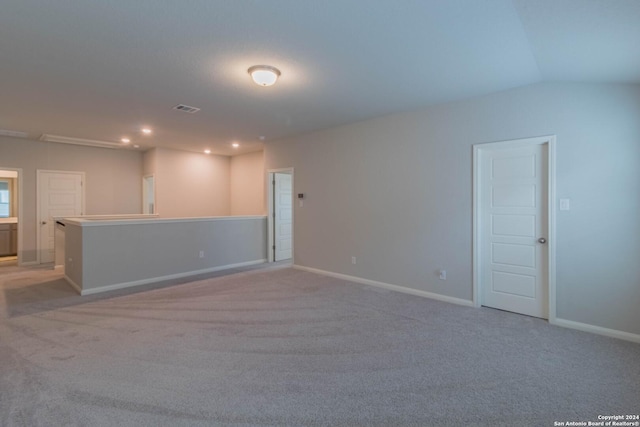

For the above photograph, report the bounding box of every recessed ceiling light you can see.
[204,149,211,154]
[121,138,130,144]
[248,65,281,87]
[133,144,140,148]
[232,142,240,148]
[141,128,152,135]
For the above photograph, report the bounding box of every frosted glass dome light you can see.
[248,65,281,87]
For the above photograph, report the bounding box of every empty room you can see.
[1,1,639,426]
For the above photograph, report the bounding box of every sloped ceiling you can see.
[513,0,640,82]
[0,0,638,155]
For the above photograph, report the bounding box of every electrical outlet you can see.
[199,251,204,258]
[439,270,447,280]
[351,256,357,265]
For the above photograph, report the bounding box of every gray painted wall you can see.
[64,223,83,288]
[65,217,267,292]
[230,150,265,215]
[0,137,143,263]
[264,82,640,336]
[142,146,156,177]
[145,147,265,218]
[153,148,231,217]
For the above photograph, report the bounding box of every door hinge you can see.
[272,245,276,250]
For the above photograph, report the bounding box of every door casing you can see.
[0,167,24,265]
[142,174,156,214]
[472,136,557,322]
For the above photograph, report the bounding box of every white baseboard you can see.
[64,274,82,294]
[551,317,640,344]
[293,266,640,343]
[293,265,473,307]
[19,261,39,267]
[72,259,267,296]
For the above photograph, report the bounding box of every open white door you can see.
[37,170,84,263]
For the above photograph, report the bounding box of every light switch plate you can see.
[559,198,570,211]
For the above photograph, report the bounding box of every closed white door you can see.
[274,173,292,261]
[478,142,548,318]
[38,171,83,263]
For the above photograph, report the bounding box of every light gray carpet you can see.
[1,265,639,426]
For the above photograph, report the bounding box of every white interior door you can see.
[142,175,155,214]
[478,142,549,318]
[274,172,292,261]
[38,171,83,263]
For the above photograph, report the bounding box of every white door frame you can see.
[36,169,86,264]
[0,167,25,266]
[472,136,557,322]
[267,167,294,263]
[142,174,156,214]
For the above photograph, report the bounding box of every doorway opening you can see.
[267,168,293,263]
[0,167,23,267]
[473,136,556,321]
[142,175,155,214]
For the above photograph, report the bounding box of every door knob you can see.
[41,221,47,225]
[538,237,547,244]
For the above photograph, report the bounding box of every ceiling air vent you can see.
[172,104,201,114]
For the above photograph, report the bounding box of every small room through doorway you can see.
[0,168,22,267]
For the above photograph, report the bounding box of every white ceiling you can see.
[1,0,638,156]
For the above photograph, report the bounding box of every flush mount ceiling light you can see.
[232,142,240,148]
[121,137,130,144]
[248,65,281,87]
[141,127,152,135]
[204,149,211,154]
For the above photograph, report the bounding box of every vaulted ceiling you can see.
[1,0,639,155]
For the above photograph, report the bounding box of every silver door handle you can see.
[538,237,546,244]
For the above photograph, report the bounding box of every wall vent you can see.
[172,104,201,114]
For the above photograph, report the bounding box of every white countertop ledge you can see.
[61,215,267,227]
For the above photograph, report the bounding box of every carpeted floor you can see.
[1,264,639,426]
